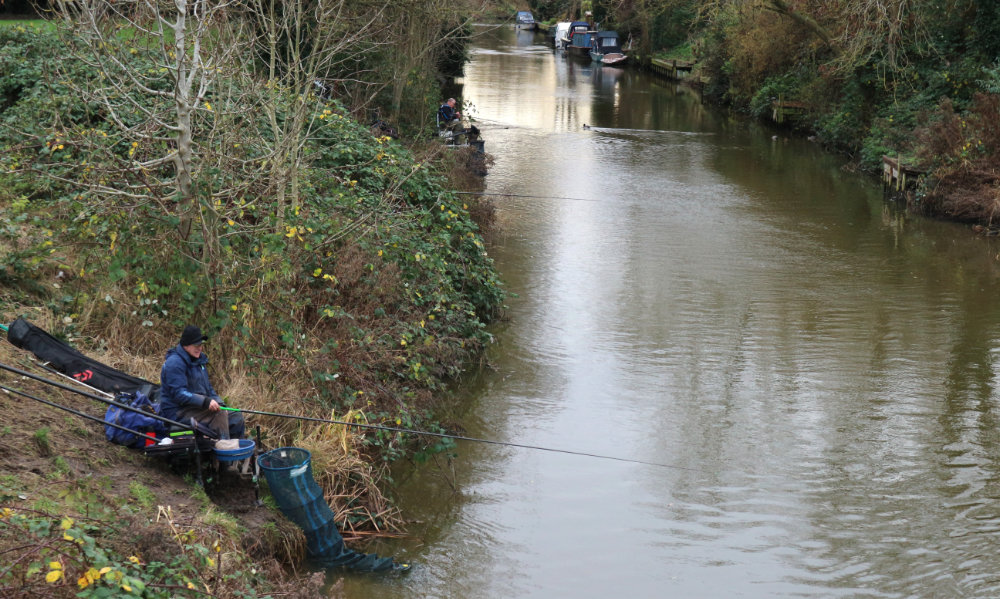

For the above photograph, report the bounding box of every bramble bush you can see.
[913,93,1000,222]
[0,24,504,454]
[0,508,266,598]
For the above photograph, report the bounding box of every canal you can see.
[343,24,1000,598]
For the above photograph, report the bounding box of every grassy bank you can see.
[1,14,504,595]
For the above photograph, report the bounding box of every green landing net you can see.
[257,447,408,573]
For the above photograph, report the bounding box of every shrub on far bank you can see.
[913,94,1000,223]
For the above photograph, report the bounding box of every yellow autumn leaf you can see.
[60,517,74,530]
[78,576,90,589]
[46,570,63,583]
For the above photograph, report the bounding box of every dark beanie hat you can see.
[179,325,208,346]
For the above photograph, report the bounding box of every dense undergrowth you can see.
[0,357,324,599]
[0,22,503,428]
[0,18,503,593]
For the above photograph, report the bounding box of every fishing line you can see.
[221,406,701,472]
[6,359,698,471]
[464,116,513,126]
[455,191,601,203]
[3,359,699,472]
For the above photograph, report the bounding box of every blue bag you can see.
[104,390,166,448]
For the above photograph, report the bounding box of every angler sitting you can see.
[159,325,245,440]
[438,97,468,142]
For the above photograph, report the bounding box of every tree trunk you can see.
[761,0,836,51]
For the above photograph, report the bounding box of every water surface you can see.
[342,25,1000,598]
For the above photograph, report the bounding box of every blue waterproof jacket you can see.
[159,345,219,421]
[438,103,457,124]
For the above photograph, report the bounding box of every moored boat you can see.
[515,11,537,30]
[567,29,595,58]
[560,21,590,52]
[589,31,628,66]
[552,21,571,49]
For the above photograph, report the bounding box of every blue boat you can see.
[560,21,591,53]
[566,26,595,58]
[515,11,537,30]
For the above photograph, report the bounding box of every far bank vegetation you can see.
[534,0,1000,225]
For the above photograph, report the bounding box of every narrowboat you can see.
[560,21,590,51]
[567,29,595,58]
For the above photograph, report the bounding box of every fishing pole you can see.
[4,359,697,471]
[454,191,601,203]
[0,381,152,442]
[30,358,116,399]
[0,361,217,438]
[221,406,701,471]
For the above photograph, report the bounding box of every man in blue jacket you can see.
[160,325,244,440]
[438,97,465,141]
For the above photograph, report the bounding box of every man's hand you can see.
[208,399,220,412]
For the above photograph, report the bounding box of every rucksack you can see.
[104,390,166,448]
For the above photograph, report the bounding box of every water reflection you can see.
[341,24,1000,599]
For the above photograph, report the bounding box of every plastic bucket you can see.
[214,438,255,462]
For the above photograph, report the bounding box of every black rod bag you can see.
[6,318,159,397]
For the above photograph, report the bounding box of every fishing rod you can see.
[4,358,697,471]
[0,362,218,438]
[0,381,153,442]
[454,191,601,203]
[221,406,701,471]
[30,358,115,399]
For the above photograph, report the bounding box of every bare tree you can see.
[759,0,834,49]
[247,0,392,217]
[54,0,253,241]
[697,0,929,84]
[830,0,930,79]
